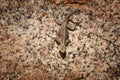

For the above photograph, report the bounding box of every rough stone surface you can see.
[0,0,120,80]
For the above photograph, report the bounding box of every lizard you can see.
[47,9,80,59]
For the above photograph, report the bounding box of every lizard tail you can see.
[63,9,80,23]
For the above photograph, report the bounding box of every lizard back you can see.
[57,9,80,43]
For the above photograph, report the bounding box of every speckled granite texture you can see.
[0,0,120,80]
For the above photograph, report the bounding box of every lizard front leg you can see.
[46,33,61,45]
[65,38,71,46]
[53,18,62,26]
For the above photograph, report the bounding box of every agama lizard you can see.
[47,9,80,59]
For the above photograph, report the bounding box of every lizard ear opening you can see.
[59,51,66,59]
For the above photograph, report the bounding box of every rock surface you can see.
[0,0,120,80]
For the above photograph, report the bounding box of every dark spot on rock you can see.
[118,17,120,19]
[84,61,86,64]
[9,77,12,80]
[48,63,51,68]
[26,15,31,18]
[68,52,72,54]
[38,59,42,64]
[66,8,72,12]
[72,54,76,59]
[78,52,81,56]
[87,65,90,68]
[77,47,80,51]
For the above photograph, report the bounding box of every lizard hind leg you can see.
[66,22,77,31]
[54,37,61,45]
[53,18,62,26]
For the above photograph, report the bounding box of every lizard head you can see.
[59,43,66,59]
